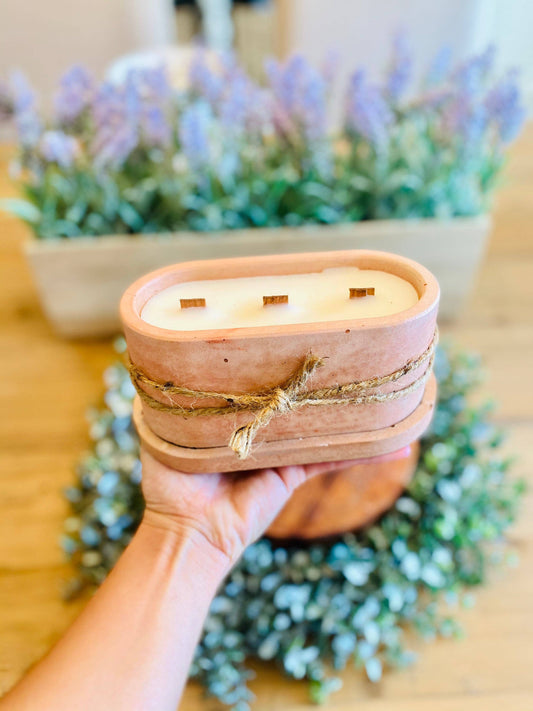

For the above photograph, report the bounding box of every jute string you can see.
[128,329,438,459]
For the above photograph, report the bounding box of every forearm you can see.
[2,518,230,711]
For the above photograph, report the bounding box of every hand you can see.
[140,450,360,564]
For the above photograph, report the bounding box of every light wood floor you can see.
[0,128,532,710]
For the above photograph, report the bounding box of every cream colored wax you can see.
[141,267,419,331]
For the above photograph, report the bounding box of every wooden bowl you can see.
[121,250,439,460]
[266,443,420,539]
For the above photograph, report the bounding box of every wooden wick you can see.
[349,287,375,298]
[180,298,206,309]
[263,294,289,306]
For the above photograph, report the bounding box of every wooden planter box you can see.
[24,215,490,338]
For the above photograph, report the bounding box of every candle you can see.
[122,251,439,541]
[121,250,439,472]
[141,267,419,331]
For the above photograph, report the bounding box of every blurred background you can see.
[1,2,532,710]
[2,0,533,102]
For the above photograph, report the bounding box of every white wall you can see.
[2,0,532,108]
[0,0,176,99]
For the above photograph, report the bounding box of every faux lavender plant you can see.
[345,69,392,147]
[0,38,526,238]
[265,54,328,142]
[54,65,94,125]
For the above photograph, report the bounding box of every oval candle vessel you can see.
[120,250,439,463]
[132,376,435,473]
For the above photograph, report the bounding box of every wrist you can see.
[139,510,233,580]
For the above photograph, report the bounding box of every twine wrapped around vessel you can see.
[128,329,438,459]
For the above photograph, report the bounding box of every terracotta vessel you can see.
[266,443,420,539]
[121,250,439,463]
[132,374,436,472]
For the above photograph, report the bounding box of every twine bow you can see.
[128,329,438,459]
[228,355,323,458]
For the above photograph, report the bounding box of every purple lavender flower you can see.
[214,62,250,128]
[386,31,412,101]
[142,105,172,146]
[131,66,172,147]
[9,70,34,112]
[265,55,327,141]
[219,63,273,138]
[243,87,274,135]
[266,55,301,113]
[39,130,79,168]
[191,50,263,138]
[91,67,172,166]
[300,70,328,141]
[91,82,139,167]
[9,71,41,148]
[438,46,502,149]
[345,69,392,148]
[452,45,495,95]
[189,50,223,104]
[94,126,138,169]
[15,109,42,150]
[179,102,211,167]
[54,65,94,124]
[430,44,522,154]
[425,46,452,86]
[443,94,488,146]
[92,82,126,130]
[128,64,171,104]
[485,70,526,143]
[125,73,145,119]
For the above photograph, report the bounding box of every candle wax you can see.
[141,267,419,331]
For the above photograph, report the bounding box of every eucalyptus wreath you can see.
[63,343,523,710]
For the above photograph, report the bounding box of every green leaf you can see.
[0,198,41,223]
[51,220,83,238]
[66,202,88,224]
[118,202,144,231]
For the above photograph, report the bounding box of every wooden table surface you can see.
[0,130,532,710]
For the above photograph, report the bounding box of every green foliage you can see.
[63,344,523,709]
[6,133,506,239]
